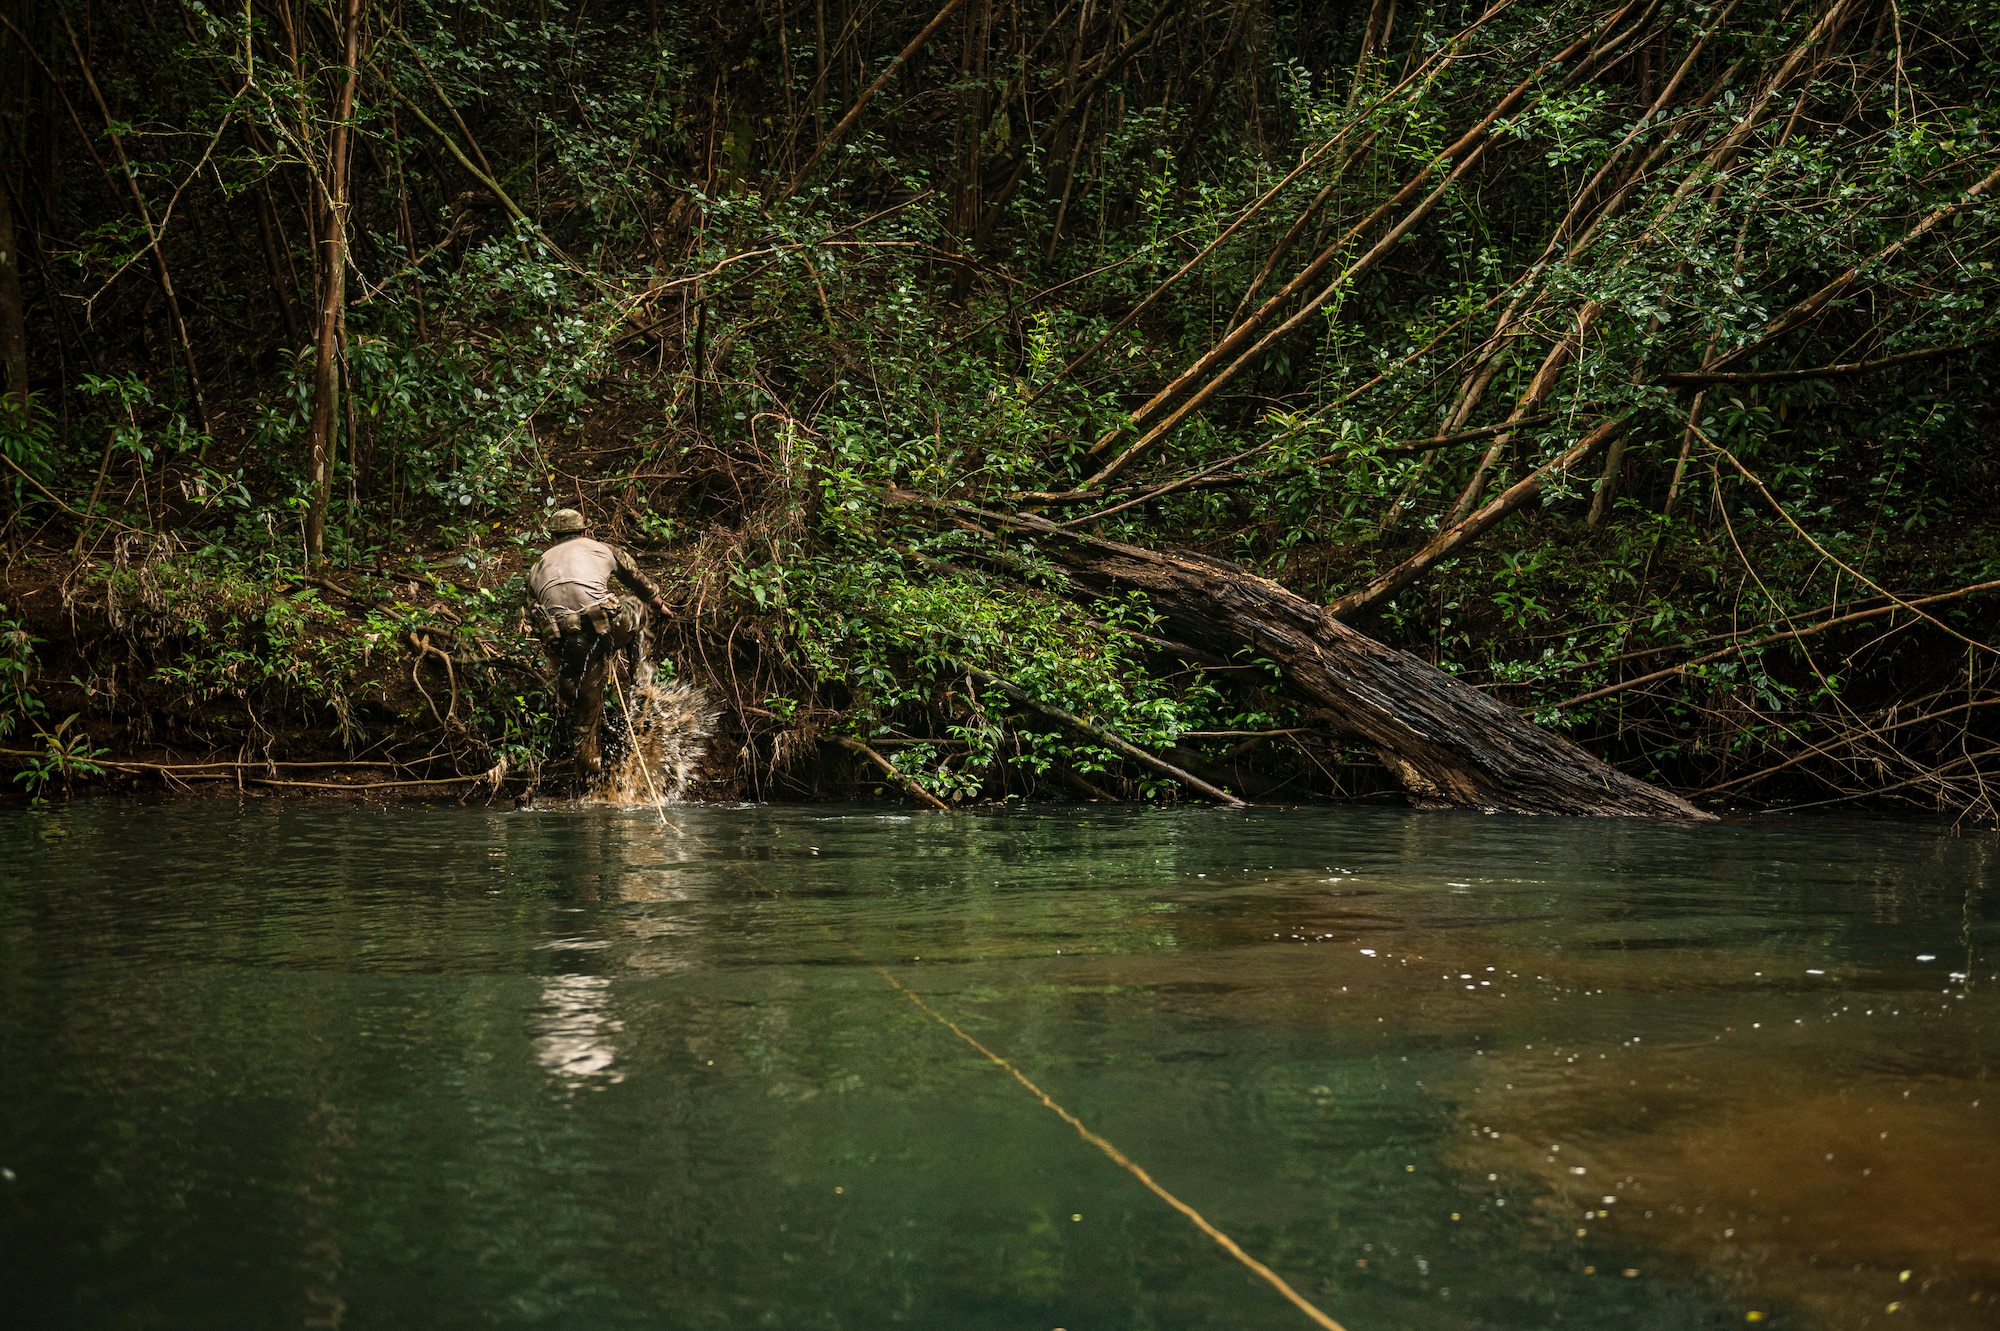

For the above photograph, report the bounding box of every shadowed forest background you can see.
[1,0,1997,814]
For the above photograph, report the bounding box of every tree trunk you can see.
[1585,431,1628,528]
[910,497,1708,818]
[304,0,365,567]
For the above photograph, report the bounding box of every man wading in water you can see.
[526,509,670,774]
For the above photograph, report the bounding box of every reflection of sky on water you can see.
[534,974,623,1084]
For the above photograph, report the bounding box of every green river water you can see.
[1,802,1994,1330]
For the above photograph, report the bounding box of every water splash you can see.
[582,678,717,807]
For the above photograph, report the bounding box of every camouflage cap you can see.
[548,508,587,534]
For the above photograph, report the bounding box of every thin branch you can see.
[1554,576,2000,709]
[1764,744,2000,813]
[1707,432,2000,658]
[1658,335,1996,385]
[775,0,968,207]
[1327,414,1630,621]
[61,13,211,434]
[1078,10,1629,489]
[0,450,146,531]
[965,668,1247,806]
[369,58,529,224]
[1702,696,2000,794]
[833,734,951,809]
[1707,154,2000,371]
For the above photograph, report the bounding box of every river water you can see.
[1,802,1994,1329]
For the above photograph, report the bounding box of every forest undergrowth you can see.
[1,0,1997,818]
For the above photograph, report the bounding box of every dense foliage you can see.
[3,0,1998,813]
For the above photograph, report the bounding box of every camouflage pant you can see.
[549,595,647,771]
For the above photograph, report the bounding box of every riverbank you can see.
[0,513,1401,810]
[6,507,1995,819]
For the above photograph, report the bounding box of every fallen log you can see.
[893,492,1708,819]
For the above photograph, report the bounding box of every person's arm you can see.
[610,545,669,615]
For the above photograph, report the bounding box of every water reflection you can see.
[534,974,624,1084]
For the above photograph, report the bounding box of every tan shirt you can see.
[527,537,661,615]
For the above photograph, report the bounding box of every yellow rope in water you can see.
[609,663,1345,1330]
[607,664,709,851]
[852,941,1348,1331]
[607,667,669,820]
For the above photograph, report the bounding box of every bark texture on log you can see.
[963,507,1709,818]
